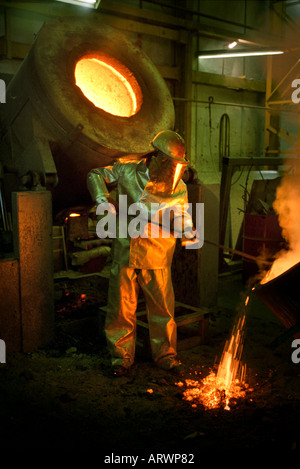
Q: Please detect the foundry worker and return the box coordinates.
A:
[87,130,197,377]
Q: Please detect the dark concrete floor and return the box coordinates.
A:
[0,266,299,453]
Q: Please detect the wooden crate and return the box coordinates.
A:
[136,300,209,351]
[98,300,210,352]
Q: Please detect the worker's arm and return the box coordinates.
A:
[87,162,123,204]
[171,187,194,237]
[178,188,203,249]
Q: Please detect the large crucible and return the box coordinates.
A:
[0,16,175,214]
[0,15,176,352]
[254,262,300,345]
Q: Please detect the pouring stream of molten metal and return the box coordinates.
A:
[177,296,249,410]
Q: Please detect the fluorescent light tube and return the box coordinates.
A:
[55,0,101,8]
[198,49,284,59]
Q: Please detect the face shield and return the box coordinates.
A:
[147,151,189,194]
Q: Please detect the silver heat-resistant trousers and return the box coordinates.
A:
[105,262,177,369]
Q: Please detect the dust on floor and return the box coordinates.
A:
[0,271,299,454]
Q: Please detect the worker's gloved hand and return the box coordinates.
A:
[181,228,202,250]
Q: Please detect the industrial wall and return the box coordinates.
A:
[0,0,293,248]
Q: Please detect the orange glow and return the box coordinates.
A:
[75,57,142,117]
[69,213,81,217]
[172,163,184,191]
[177,369,250,411]
[261,250,300,284]
[176,306,250,410]
[215,313,247,409]
[260,171,300,284]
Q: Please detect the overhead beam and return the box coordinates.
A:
[99,0,194,30]
[0,1,283,48]
[192,70,266,93]
[0,2,187,43]
[0,37,180,81]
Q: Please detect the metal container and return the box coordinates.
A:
[0,16,175,213]
[254,261,300,338]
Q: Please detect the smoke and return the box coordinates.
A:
[273,170,300,252]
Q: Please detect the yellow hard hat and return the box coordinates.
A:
[151,130,188,163]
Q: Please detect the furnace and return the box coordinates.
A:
[0,16,175,352]
[74,56,142,117]
[0,16,175,213]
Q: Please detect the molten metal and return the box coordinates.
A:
[172,163,184,191]
[260,170,300,284]
[69,213,81,217]
[75,57,141,117]
[176,299,250,411]
[260,250,300,284]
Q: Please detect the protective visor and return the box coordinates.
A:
[147,151,189,194]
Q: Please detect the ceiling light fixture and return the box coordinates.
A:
[55,0,101,9]
[228,41,238,49]
[198,49,284,59]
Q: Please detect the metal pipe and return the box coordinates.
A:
[204,239,272,265]
[0,188,7,231]
[141,0,257,31]
[172,96,298,113]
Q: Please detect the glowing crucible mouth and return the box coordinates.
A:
[74,56,142,117]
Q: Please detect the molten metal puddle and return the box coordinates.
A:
[176,296,253,411]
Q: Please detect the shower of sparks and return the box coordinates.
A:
[176,296,252,410]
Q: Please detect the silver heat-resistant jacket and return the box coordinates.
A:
[87,158,193,369]
[87,159,193,269]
